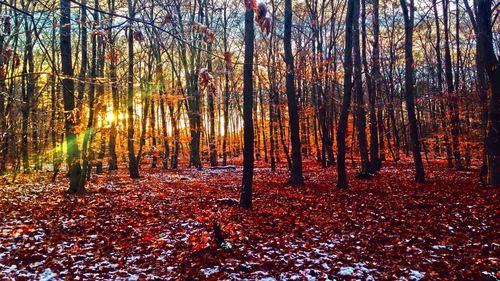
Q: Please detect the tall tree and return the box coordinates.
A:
[61,0,84,193]
[337,0,356,188]
[477,0,500,186]
[284,0,304,184]
[442,0,463,169]
[79,0,99,187]
[364,0,380,172]
[127,0,140,178]
[21,1,34,172]
[433,0,453,168]
[463,0,489,169]
[107,0,118,170]
[400,0,425,182]
[354,0,370,177]
[206,0,217,167]
[222,3,231,167]
[239,0,255,208]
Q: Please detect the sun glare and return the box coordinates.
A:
[106,112,116,123]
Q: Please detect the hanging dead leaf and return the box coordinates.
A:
[224,52,232,64]
[199,68,214,90]
[133,30,144,42]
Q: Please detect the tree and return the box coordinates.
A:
[442,0,463,170]
[284,0,304,184]
[477,0,500,186]
[79,0,100,186]
[127,0,140,179]
[239,0,255,208]
[107,0,118,171]
[337,0,356,188]
[206,0,217,167]
[222,3,231,167]
[21,0,34,173]
[463,0,488,169]
[61,0,84,193]
[364,0,381,172]
[354,0,370,177]
[400,0,425,182]
[432,0,453,168]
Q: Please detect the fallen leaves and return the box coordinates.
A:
[0,160,498,279]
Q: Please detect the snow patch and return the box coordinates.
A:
[200,266,219,277]
[338,263,376,280]
[39,268,58,281]
[431,245,452,250]
[409,270,425,280]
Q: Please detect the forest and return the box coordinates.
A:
[0,0,499,279]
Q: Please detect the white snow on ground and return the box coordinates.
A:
[200,266,219,277]
[258,277,277,281]
[228,226,342,280]
[39,268,58,281]
[0,265,61,280]
[248,270,276,280]
[409,269,425,280]
[279,273,303,280]
[431,245,452,250]
[338,266,355,276]
[337,263,377,280]
[481,271,500,280]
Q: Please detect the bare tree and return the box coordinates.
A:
[239,0,255,208]
[400,0,425,182]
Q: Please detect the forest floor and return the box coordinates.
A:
[0,159,499,280]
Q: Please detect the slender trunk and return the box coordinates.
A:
[433,0,453,168]
[107,0,118,170]
[354,0,370,176]
[61,0,84,193]
[79,1,99,187]
[366,0,380,172]
[284,0,303,182]
[127,0,140,178]
[157,63,169,169]
[443,0,463,169]
[21,12,33,173]
[239,3,255,209]
[76,0,88,113]
[401,0,425,182]
[337,0,356,188]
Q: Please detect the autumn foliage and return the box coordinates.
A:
[0,160,499,279]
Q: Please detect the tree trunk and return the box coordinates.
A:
[239,3,255,209]
[337,0,356,188]
[432,0,453,168]
[354,0,370,177]
[401,0,425,182]
[442,0,463,170]
[61,0,84,193]
[477,0,500,186]
[284,0,304,184]
[107,0,118,171]
[366,0,380,172]
[127,0,140,178]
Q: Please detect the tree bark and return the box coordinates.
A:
[127,0,140,178]
[337,0,356,188]
[284,0,304,184]
[61,0,84,193]
[401,0,425,182]
[477,0,500,186]
[354,0,370,176]
[239,3,255,208]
